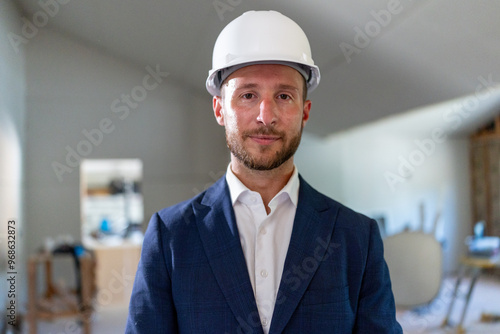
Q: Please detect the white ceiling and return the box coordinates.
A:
[17,0,500,136]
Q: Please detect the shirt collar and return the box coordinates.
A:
[225,164,300,207]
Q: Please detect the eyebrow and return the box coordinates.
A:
[276,84,300,92]
[233,83,300,92]
[234,83,259,90]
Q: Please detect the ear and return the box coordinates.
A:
[301,99,312,127]
[213,96,225,126]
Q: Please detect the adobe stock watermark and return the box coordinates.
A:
[43,266,135,334]
[228,236,340,334]
[384,129,447,191]
[51,65,169,182]
[384,74,499,191]
[397,279,456,333]
[8,0,71,54]
[213,0,243,21]
[339,0,406,64]
[174,170,227,227]
[192,170,226,195]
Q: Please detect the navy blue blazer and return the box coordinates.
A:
[126,176,402,333]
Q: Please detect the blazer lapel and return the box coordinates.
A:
[195,177,264,334]
[269,177,339,334]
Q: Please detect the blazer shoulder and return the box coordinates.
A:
[154,176,228,230]
[300,176,375,232]
[156,196,198,227]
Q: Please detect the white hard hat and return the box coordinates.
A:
[206,10,321,96]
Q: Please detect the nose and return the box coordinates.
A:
[256,97,277,126]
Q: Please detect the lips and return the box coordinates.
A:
[249,135,281,145]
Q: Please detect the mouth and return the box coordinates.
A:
[248,135,281,145]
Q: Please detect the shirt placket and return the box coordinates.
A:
[253,203,274,332]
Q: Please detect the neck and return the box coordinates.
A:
[230,157,295,211]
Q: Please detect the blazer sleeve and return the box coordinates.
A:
[353,220,403,334]
[125,212,179,333]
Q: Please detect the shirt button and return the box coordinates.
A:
[260,228,267,235]
[262,318,269,326]
[260,269,268,278]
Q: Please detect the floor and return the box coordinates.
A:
[397,274,500,333]
[17,304,128,334]
[17,274,500,334]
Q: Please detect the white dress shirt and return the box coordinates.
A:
[226,164,299,333]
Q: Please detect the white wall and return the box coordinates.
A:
[24,27,228,255]
[296,100,480,273]
[0,0,26,319]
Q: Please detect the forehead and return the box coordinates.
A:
[224,64,304,90]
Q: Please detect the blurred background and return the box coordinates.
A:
[1,0,500,333]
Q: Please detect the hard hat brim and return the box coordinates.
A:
[206,60,320,97]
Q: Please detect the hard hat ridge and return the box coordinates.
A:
[206,10,321,96]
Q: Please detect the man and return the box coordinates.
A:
[126,10,402,333]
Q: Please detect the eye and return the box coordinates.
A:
[278,94,292,100]
[241,93,255,99]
